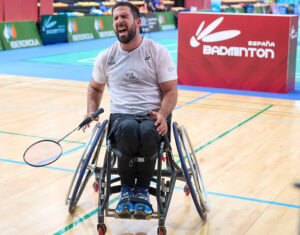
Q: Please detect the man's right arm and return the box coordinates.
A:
[87,78,106,114]
[83,78,106,130]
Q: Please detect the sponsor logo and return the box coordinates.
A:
[94,19,104,31]
[3,24,17,40]
[9,39,40,49]
[68,20,94,41]
[290,25,297,39]
[161,25,175,30]
[94,19,114,38]
[190,17,240,47]
[145,56,150,61]
[203,46,274,59]
[42,16,57,31]
[158,15,165,25]
[98,31,115,38]
[2,23,41,48]
[123,70,139,83]
[42,16,66,35]
[71,33,94,41]
[68,20,78,33]
[108,56,115,65]
[191,17,276,59]
[158,15,175,30]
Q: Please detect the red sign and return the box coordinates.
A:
[178,13,298,93]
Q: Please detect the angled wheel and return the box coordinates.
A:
[173,122,210,220]
[65,122,100,205]
[67,120,108,213]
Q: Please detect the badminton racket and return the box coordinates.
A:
[23,108,104,167]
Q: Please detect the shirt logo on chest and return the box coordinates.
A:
[123,69,139,83]
[108,56,115,65]
[145,56,150,61]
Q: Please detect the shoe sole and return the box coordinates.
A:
[115,201,134,218]
[133,203,152,219]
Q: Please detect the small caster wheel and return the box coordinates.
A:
[157,226,167,235]
[184,184,190,196]
[93,181,99,192]
[97,224,106,235]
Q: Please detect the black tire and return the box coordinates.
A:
[68,120,108,213]
[173,122,208,220]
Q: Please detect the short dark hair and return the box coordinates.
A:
[112,2,140,19]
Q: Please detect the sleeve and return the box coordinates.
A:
[92,51,108,84]
[156,45,178,84]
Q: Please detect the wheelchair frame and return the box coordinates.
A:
[66,119,210,235]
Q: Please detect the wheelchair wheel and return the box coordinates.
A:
[68,120,108,213]
[173,122,210,220]
[65,122,100,205]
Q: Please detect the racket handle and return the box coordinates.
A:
[78,108,104,128]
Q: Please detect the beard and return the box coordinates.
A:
[115,23,137,44]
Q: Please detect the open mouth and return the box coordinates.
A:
[118,27,127,36]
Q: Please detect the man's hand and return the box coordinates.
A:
[82,112,99,132]
[149,110,167,136]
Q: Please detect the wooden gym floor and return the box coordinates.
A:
[0,74,299,235]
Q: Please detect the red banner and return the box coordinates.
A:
[0,0,3,22]
[3,0,38,22]
[178,13,298,93]
[39,0,54,21]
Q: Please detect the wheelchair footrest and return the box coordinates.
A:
[113,213,152,220]
[113,198,154,220]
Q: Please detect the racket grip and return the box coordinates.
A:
[78,108,104,128]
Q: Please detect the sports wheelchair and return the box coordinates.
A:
[65,114,210,235]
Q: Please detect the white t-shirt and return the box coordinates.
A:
[92,37,177,114]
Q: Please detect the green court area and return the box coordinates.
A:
[26,38,300,82]
[27,39,178,66]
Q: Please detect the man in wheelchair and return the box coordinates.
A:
[84,2,178,219]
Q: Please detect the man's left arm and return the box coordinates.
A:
[149,79,178,136]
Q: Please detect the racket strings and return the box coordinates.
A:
[24,140,62,166]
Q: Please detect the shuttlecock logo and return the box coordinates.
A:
[68,20,78,33]
[158,15,165,24]
[290,25,297,39]
[3,24,17,40]
[190,17,241,48]
[94,19,104,31]
[42,16,57,32]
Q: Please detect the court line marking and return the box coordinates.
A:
[205,97,300,109]
[4,79,51,88]
[0,144,86,171]
[53,183,300,234]
[174,111,300,124]
[35,144,86,166]
[207,191,300,209]
[177,102,300,116]
[0,130,86,144]
[175,93,214,110]
[194,105,273,152]
[0,158,75,172]
[2,86,86,95]
[53,195,120,235]
[2,153,298,212]
[1,78,298,114]
[1,95,295,231]
[0,106,84,111]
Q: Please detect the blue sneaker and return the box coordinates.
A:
[133,186,153,218]
[115,184,135,218]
